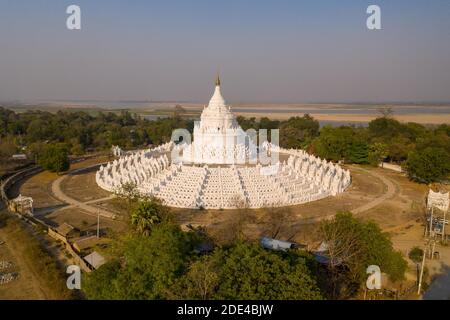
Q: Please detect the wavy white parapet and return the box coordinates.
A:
[96,142,351,210]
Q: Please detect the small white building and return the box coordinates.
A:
[83,251,106,270]
[260,236,298,251]
[8,194,33,215]
[11,154,27,161]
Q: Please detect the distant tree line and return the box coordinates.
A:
[1,107,449,182]
[0,107,193,158]
[236,114,450,183]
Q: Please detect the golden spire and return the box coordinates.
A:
[215,74,221,86]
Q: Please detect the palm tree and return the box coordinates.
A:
[409,247,424,286]
[131,198,166,235]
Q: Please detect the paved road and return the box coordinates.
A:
[423,265,450,300]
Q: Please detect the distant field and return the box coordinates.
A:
[3,102,450,125]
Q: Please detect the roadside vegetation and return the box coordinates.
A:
[83,198,407,300]
[320,212,407,299]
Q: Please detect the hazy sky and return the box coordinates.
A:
[0,0,449,103]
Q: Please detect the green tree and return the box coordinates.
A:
[81,260,122,299]
[0,136,18,160]
[186,241,322,300]
[116,182,140,207]
[416,132,450,156]
[171,255,220,300]
[406,147,450,183]
[408,246,424,285]
[403,122,426,142]
[408,247,424,264]
[26,119,51,142]
[312,126,355,162]
[236,116,258,131]
[258,117,280,131]
[360,221,407,282]
[130,198,169,235]
[368,117,403,140]
[173,105,186,121]
[346,140,369,164]
[369,142,388,166]
[83,222,193,299]
[26,141,46,162]
[387,136,414,162]
[280,115,320,149]
[38,143,70,173]
[320,212,407,298]
[70,143,85,156]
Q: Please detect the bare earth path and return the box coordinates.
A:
[50,162,404,236]
[351,166,397,215]
[289,166,398,225]
[52,163,397,226]
[51,166,116,220]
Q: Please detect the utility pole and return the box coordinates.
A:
[429,207,434,237]
[417,243,427,295]
[431,240,436,259]
[97,211,100,238]
[442,209,447,242]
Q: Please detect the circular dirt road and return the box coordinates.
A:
[51,164,116,220]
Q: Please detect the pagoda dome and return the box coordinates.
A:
[200,76,237,130]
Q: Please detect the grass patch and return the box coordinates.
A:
[0,212,77,299]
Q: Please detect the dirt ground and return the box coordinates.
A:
[17,155,127,234]
[42,207,128,235]
[61,167,110,203]
[0,211,71,300]
[0,218,46,299]
[16,171,64,215]
[13,155,449,300]
[171,165,417,245]
[18,158,432,245]
[360,169,429,229]
[389,221,450,300]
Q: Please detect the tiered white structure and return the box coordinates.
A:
[182,76,257,164]
[96,77,351,209]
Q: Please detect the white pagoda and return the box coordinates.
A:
[181,76,256,164]
[96,77,351,209]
